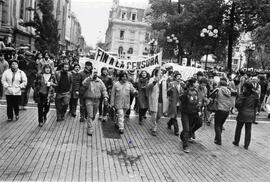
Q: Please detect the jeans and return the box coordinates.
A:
[69,97,78,115]
[214,110,229,144]
[180,112,200,148]
[125,95,135,117]
[99,97,109,117]
[79,97,87,120]
[6,95,20,119]
[234,122,252,148]
[116,108,128,130]
[0,81,3,99]
[139,108,148,122]
[55,93,70,120]
[37,93,50,123]
[86,99,100,129]
[167,118,179,134]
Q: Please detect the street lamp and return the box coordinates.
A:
[200,25,218,70]
[148,38,158,56]
[166,34,180,62]
[246,43,255,69]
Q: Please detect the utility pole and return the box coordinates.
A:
[227,2,235,74]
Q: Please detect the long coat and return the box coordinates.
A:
[167,81,183,118]
[147,77,168,113]
[71,71,81,98]
[236,92,259,123]
[136,77,149,109]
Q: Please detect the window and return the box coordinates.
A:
[127,48,133,54]
[118,46,123,55]
[145,33,150,43]
[130,30,135,40]
[121,11,127,20]
[131,13,137,21]
[120,30,125,40]
[233,59,238,65]
[20,0,25,19]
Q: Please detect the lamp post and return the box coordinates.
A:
[246,43,255,69]
[166,34,180,63]
[148,38,158,56]
[200,25,218,70]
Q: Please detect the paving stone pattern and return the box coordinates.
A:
[0,106,270,182]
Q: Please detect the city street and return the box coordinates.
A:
[0,105,270,182]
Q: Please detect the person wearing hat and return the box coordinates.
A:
[209,78,232,145]
[0,52,9,99]
[82,68,108,136]
[233,82,259,150]
[78,61,93,122]
[1,60,27,121]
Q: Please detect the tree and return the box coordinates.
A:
[22,0,60,55]
[147,0,230,66]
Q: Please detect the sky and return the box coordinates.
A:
[71,0,149,47]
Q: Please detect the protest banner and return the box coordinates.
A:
[94,48,162,70]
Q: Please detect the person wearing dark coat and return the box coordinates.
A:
[78,61,92,122]
[69,64,81,117]
[136,70,149,125]
[233,82,260,150]
[167,71,184,136]
[98,67,113,122]
[33,65,57,126]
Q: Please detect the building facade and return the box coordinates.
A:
[105,0,152,60]
[0,0,36,50]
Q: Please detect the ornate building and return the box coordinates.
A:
[105,0,152,60]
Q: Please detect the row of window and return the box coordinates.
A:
[121,11,137,21]
[119,30,151,42]
[118,47,133,55]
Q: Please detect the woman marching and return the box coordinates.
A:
[233,82,259,149]
[33,65,57,127]
[136,70,150,125]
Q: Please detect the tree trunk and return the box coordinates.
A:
[227,2,235,73]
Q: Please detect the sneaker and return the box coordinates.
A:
[102,116,107,122]
[151,130,157,136]
[80,118,85,122]
[15,115,19,120]
[119,129,124,134]
[188,138,195,143]
[214,140,221,145]
[7,118,12,122]
[39,123,44,127]
[253,121,258,124]
[183,147,190,153]
[244,146,248,150]
[174,132,179,136]
[87,128,93,136]
[232,141,239,146]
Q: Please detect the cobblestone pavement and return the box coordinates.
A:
[0,105,270,182]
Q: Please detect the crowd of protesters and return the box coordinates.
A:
[0,48,269,153]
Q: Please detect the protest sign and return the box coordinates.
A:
[94,48,162,70]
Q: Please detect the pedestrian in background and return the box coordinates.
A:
[233,82,259,150]
[210,78,231,145]
[33,65,57,127]
[0,52,9,99]
[111,71,137,134]
[82,69,108,136]
[55,63,73,121]
[37,52,54,73]
[69,64,81,117]
[1,60,27,121]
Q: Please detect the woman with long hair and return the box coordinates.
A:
[136,70,150,125]
[34,65,57,127]
[233,82,259,149]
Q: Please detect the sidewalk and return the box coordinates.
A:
[0,106,270,182]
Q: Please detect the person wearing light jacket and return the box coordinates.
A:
[1,60,27,121]
[209,78,232,145]
[110,71,137,134]
[82,69,108,136]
